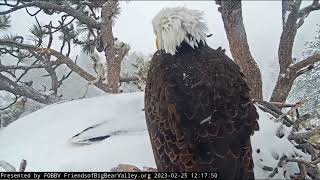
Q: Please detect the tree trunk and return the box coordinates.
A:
[100,1,129,93]
[270,0,301,103]
[106,51,121,93]
[270,75,296,103]
[218,1,263,100]
[269,28,297,103]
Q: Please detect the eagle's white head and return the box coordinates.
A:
[152,7,209,55]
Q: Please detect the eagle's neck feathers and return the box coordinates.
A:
[152,7,208,55]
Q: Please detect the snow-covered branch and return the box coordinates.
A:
[295,64,314,78]
[0,159,27,172]
[0,39,109,92]
[285,157,320,169]
[288,128,320,141]
[293,53,320,75]
[0,160,16,172]
[0,73,60,104]
[256,97,320,179]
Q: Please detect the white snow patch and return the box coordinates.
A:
[284,11,290,25]
[0,93,309,179]
[0,92,155,171]
[252,108,309,179]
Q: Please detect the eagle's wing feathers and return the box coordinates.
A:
[145,48,259,179]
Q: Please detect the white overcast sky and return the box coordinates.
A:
[114,1,318,57]
[4,1,320,98]
[116,1,320,98]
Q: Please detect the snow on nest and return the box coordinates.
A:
[251,110,306,179]
[0,92,308,178]
[0,92,155,171]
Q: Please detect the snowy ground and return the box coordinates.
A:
[0,92,308,179]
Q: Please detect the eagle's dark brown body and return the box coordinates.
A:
[144,42,259,180]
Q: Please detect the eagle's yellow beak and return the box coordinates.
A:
[156,37,159,49]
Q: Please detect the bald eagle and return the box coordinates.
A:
[144,7,259,180]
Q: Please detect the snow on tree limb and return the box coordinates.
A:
[288,128,320,141]
[0,73,60,104]
[0,0,136,98]
[0,39,108,92]
[255,97,320,179]
[0,160,16,172]
[0,159,27,172]
[293,53,320,74]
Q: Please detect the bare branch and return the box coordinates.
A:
[267,102,298,108]
[120,76,141,83]
[254,100,293,127]
[18,159,27,172]
[56,56,76,90]
[0,0,20,7]
[0,94,20,110]
[273,99,307,123]
[296,162,311,180]
[297,0,320,19]
[0,1,101,29]
[25,7,41,17]
[306,166,320,180]
[44,15,76,34]
[293,114,312,131]
[295,143,319,161]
